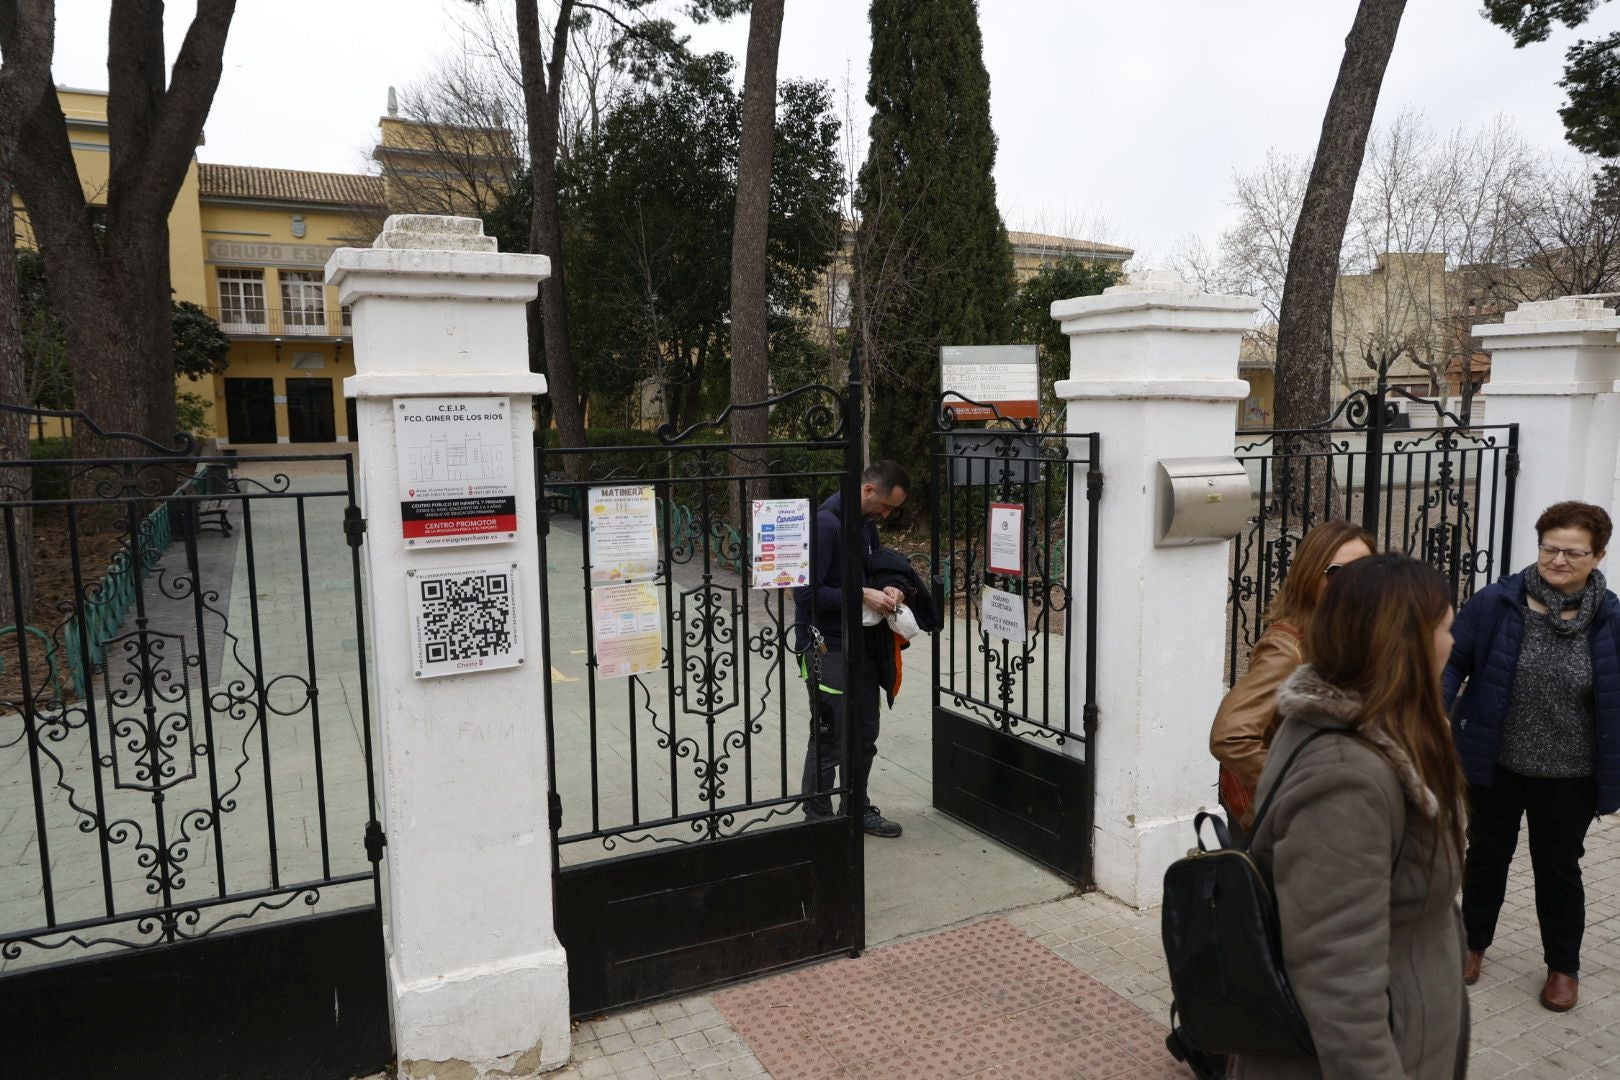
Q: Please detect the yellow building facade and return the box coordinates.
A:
[192,164,382,445]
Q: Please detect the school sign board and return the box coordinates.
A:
[395,397,517,547]
[939,345,1039,421]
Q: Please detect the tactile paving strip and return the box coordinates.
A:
[713,917,1187,1079]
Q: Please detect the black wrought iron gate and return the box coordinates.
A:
[0,407,389,1079]
[926,397,1101,884]
[539,385,865,1016]
[1227,382,1519,684]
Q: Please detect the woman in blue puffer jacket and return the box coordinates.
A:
[1443,501,1620,1014]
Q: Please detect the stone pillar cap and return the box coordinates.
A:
[1504,297,1613,324]
[1476,295,1620,338]
[1104,268,1202,296]
[372,214,498,252]
[1050,269,1258,322]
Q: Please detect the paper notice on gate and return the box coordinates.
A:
[987,502,1024,577]
[750,498,812,589]
[980,585,1027,643]
[591,581,664,679]
[587,485,660,583]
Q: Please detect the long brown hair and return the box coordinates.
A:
[1306,554,1466,868]
[1267,520,1377,634]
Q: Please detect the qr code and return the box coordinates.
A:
[419,571,514,663]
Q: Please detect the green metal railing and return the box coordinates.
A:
[54,466,207,698]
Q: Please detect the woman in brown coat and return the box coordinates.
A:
[1212,521,1374,826]
[1238,554,1469,1079]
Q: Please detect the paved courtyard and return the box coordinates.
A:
[551,810,1620,1079]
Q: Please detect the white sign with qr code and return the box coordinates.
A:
[408,563,523,679]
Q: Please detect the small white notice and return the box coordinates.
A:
[587,486,660,583]
[409,563,523,678]
[395,397,517,548]
[987,502,1024,577]
[591,582,665,679]
[980,586,1027,643]
[751,498,812,589]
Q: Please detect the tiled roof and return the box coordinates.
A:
[1007,230,1133,258]
[198,163,385,208]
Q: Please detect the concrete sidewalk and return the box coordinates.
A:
[552,813,1620,1079]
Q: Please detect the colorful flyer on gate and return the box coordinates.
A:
[591,581,665,679]
[750,498,812,589]
[987,502,1024,577]
[395,397,517,548]
[587,485,660,583]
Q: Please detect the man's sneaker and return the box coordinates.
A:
[863,806,902,838]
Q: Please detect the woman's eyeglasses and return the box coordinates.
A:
[1538,544,1594,562]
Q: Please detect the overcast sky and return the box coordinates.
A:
[49,1,1619,266]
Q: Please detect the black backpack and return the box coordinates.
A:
[1161,730,1334,1074]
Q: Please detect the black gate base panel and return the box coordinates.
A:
[3,905,391,1080]
[932,707,1093,885]
[558,820,859,1016]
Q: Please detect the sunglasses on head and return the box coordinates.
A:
[1323,564,1345,577]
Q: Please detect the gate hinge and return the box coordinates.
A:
[1083,703,1100,731]
[1086,469,1104,501]
[549,791,563,832]
[1505,450,1520,479]
[364,820,387,863]
[343,506,368,547]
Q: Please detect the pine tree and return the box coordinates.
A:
[856,0,1015,493]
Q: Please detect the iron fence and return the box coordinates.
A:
[927,408,1100,746]
[538,385,859,863]
[1226,380,1518,685]
[0,408,381,969]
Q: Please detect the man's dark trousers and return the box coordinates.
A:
[1463,766,1596,975]
[801,647,882,816]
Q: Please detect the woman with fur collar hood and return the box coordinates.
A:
[1238,555,1469,1079]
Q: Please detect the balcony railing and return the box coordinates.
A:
[206,306,353,338]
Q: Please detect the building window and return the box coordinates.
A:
[280,270,326,334]
[217,268,266,332]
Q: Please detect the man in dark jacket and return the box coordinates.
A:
[795,460,909,837]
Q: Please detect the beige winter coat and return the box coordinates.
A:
[1237,666,1469,1080]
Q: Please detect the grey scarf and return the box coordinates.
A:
[1523,564,1606,636]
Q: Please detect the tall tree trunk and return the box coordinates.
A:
[0,188,35,624]
[1273,0,1407,431]
[0,0,53,624]
[728,0,785,517]
[515,0,588,470]
[681,334,710,435]
[6,0,235,451]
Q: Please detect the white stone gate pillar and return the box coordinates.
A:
[1474,298,1620,570]
[327,215,569,1077]
[1052,271,1257,909]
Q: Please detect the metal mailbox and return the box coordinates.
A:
[1156,457,1251,546]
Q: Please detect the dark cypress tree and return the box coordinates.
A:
[856,0,1015,494]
